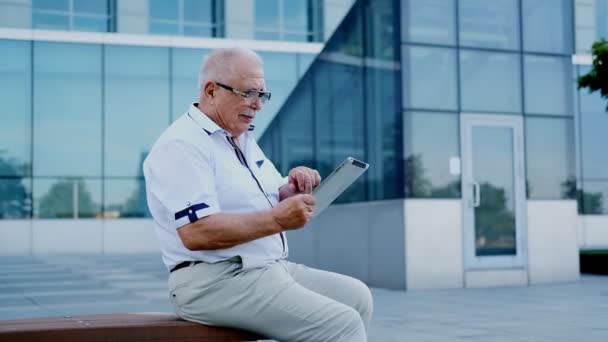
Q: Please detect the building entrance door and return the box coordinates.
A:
[460,114,527,270]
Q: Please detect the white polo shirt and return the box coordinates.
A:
[143,103,288,271]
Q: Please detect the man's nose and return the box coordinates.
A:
[250,96,262,110]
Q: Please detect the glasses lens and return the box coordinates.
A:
[260,92,271,103]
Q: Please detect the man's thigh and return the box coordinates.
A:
[170,261,366,342]
[283,261,374,329]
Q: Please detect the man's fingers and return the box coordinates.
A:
[301,194,316,206]
[313,170,321,186]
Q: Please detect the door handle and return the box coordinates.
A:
[472,182,480,208]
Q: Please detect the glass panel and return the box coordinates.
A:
[404,112,460,198]
[472,126,516,256]
[32,0,69,11]
[283,33,309,42]
[297,53,316,77]
[33,178,101,218]
[279,79,314,174]
[523,0,573,54]
[524,55,572,116]
[33,12,69,30]
[73,16,109,32]
[460,51,521,113]
[580,110,608,180]
[171,48,209,121]
[255,51,298,138]
[73,0,109,15]
[284,0,308,31]
[459,0,520,50]
[525,117,575,199]
[33,42,102,177]
[0,40,31,177]
[255,31,281,40]
[401,0,456,45]
[0,177,31,219]
[183,0,212,23]
[575,0,608,53]
[0,1,32,28]
[580,181,608,215]
[149,22,179,35]
[183,25,213,37]
[402,46,457,110]
[104,179,150,218]
[149,0,178,21]
[255,0,279,29]
[104,46,170,177]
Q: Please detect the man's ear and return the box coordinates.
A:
[203,82,216,100]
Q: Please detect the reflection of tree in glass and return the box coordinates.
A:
[38,179,97,218]
[560,176,604,214]
[475,183,516,256]
[0,155,31,218]
[404,154,460,198]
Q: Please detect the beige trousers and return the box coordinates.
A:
[168,259,373,342]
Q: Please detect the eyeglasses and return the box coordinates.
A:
[215,82,271,104]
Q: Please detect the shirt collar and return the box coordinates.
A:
[187,103,255,136]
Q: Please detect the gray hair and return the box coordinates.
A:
[197,47,263,96]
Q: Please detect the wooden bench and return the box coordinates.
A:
[0,313,264,341]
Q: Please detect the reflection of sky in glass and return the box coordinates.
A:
[472,126,514,212]
[104,45,170,177]
[459,0,520,50]
[402,0,456,45]
[0,40,31,176]
[522,0,572,54]
[284,0,308,31]
[73,0,109,14]
[33,42,102,177]
[149,0,178,20]
[402,46,457,110]
[104,178,149,217]
[460,51,521,113]
[526,117,574,199]
[524,55,571,115]
[183,0,213,23]
[171,48,209,121]
[255,0,279,29]
[254,52,298,138]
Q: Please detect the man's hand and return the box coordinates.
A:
[288,166,321,194]
[271,194,316,230]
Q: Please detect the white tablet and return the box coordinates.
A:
[312,157,369,217]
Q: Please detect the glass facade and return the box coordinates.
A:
[575,0,608,53]
[32,0,114,32]
[148,0,223,37]
[254,0,323,42]
[0,39,314,219]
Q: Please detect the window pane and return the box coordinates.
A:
[404,112,460,198]
[524,55,572,116]
[575,0,608,53]
[171,48,209,121]
[0,178,31,219]
[580,182,608,215]
[73,0,109,15]
[33,12,69,30]
[523,0,573,54]
[104,46,169,177]
[580,108,608,180]
[401,0,456,45]
[183,25,213,37]
[149,22,179,35]
[459,0,520,50]
[255,52,298,138]
[283,32,309,42]
[0,40,31,177]
[402,46,457,110]
[149,0,178,21]
[183,0,212,23]
[33,178,101,218]
[255,0,279,29]
[32,0,69,11]
[525,117,575,199]
[460,51,521,113]
[297,53,315,77]
[284,0,308,31]
[33,42,102,177]
[0,1,32,28]
[104,179,150,218]
[73,16,109,32]
[255,31,281,40]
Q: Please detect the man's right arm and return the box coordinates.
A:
[177,194,315,251]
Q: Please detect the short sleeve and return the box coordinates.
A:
[144,140,220,229]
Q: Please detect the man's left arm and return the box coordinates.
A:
[279,166,321,201]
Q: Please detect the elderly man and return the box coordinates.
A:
[143,47,372,341]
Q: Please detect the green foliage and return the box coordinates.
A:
[577,39,608,112]
[38,179,97,218]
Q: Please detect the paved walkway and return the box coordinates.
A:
[1,255,607,341]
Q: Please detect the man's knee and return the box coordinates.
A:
[334,307,366,342]
[349,278,374,326]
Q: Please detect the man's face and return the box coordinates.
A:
[213,58,265,138]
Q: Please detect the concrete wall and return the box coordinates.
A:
[527,201,580,284]
[404,199,464,289]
